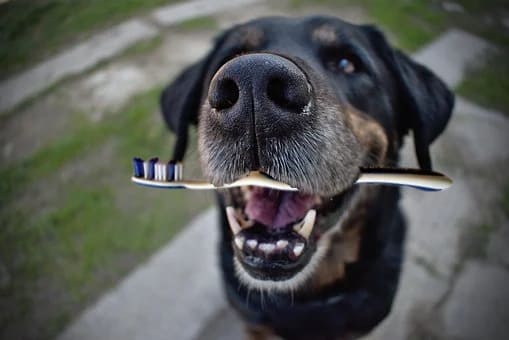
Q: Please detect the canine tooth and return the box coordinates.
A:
[238,216,254,229]
[246,239,258,249]
[296,209,316,239]
[240,186,252,201]
[225,207,241,235]
[234,236,245,250]
[293,221,302,232]
[276,240,289,250]
[293,243,305,257]
[259,243,276,254]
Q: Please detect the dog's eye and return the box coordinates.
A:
[321,46,364,75]
[338,58,355,74]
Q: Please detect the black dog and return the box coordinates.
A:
[160,16,454,340]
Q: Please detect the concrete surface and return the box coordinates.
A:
[58,208,226,340]
[0,19,158,113]
[443,261,509,340]
[414,28,495,88]
[152,0,260,26]
[0,0,263,114]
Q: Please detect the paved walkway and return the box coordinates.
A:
[0,0,260,114]
[55,17,509,340]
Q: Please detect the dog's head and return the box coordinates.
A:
[161,16,453,292]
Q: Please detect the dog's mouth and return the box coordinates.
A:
[225,184,356,284]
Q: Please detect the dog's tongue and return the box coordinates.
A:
[245,187,315,229]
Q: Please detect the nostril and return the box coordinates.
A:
[209,78,239,110]
[266,76,310,112]
[266,78,286,108]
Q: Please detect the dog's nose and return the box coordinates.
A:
[208,53,310,131]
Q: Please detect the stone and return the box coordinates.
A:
[414,29,494,87]
[363,258,448,340]
[443,261,509,340]
[487,221,509,267]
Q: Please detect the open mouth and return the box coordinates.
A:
[225,184,357,282]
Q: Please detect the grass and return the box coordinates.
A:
[176,16,218,31]
[414,255,443,279]
[290,0,445,50]
[290,0,509,51]
[123,34,164,56]
[0,87,212,339]
[457,52,509,114]
[0,0,181,79]
[459,223,497,261]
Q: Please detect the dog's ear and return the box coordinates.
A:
[160,30,230,161]
[364,26,455,170]
[391,49,455,170]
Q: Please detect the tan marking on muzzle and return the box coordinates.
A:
[345,106,389,166]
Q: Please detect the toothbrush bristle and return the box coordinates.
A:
[132,158,144,178]
[147,158,158,180]
[175,162,183,181]
[133,158,181,182]
[167,160,176,181]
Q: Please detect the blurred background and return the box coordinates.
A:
[0,0,508,339]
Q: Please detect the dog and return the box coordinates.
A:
[160,16,454,340]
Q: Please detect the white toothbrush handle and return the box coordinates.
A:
[356,169,452,191]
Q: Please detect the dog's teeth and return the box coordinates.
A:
[293,243,305,257]
[259,243,276,254]
[293,220,303,232]
[276,240,288,250]
[246,239,258,250]
[239,216,254,229]
[234,235,245,250]
[225,207,241,235]
[296,209,316,240]
[240,186,252,202]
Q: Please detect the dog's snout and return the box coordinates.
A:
[208,53,310,124]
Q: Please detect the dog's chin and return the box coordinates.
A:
[224,183,361,292]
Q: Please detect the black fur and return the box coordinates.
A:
[362,26,454,170]
[159,16,454,339]
[219,187,405,339]
[160,31,231,161]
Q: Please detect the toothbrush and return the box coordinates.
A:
[131,157,452,192]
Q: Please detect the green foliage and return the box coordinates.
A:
[176,16,218,31]
[0,0,180,77]
[0,87,212,339]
